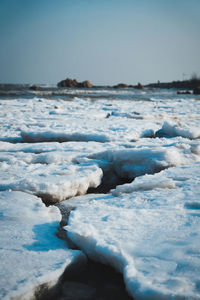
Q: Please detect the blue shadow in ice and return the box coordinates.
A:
[23,222,65,252]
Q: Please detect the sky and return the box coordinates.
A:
[0,0,200,85]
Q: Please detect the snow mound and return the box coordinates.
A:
[21,130,111,143]
[156,121,200,139]
[0,191,85,300]
[112,173,176,196]
[0,161,102,203]
[66,163,200,300]
[1,90,200,300]
[87,144,200,179]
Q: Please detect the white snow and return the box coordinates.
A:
[66,163,200,300]
[86,144,200,179]
[0,191,85,300]
[0,90,200,299]
[0,158,102,203]
[156,121,200,139]
[21,129,111,143]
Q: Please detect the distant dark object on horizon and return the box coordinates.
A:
[113,82,144,89]
[177,90,191,95]
[147,78,200,91]
[134,83,144,89]
[57,77,200,94]
[147,78,200,95]
[113,83,129,89]
[193,87,200,95]
[29,85,41,91]
[58,77,145,90]
[58,78,93,88]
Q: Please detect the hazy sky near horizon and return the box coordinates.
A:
[0,0,200,85]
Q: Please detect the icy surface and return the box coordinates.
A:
[0,156,102,203]
[66,163,200,300]
[0,191,84,300]
[0,90,200,299]
[156,121,200,139]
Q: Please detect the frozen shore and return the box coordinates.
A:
[0,88,200,299]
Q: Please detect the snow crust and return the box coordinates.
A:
[0,92,200,299]
[86,144,200,178]
[1,95,199,144]
[0,191,84,300]
[21,130,111,143]
[0,157,102,203]
[66,163,200,300]
[156,121,200,139]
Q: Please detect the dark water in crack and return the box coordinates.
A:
[39,257,133,300]
[88,166,134,194]
[88,176,133,194]
[37,201,134,300]
[59,259,133,300]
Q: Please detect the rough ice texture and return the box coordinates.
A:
[0,91,200,299]
[0,191,84,300]
[0,158,103,203]
[2,139,199,203]
[86,144,200,178]
[156,121,200,139]
[66,163,200,300]
[21,130,111,143]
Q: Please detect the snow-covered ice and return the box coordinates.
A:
[0,191,85,300]
[21,129,111,143]
[155,121,200,139]
[0,155,102,203]
[0,89,200,299]
[66,163,200,300]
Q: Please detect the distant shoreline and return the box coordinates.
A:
[0,78,200,94]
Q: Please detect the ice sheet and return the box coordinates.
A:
[0,92,200,299]
[0,156,102,203]
[66,163,200,300]
[0,191,84,300]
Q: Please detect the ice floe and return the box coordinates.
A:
[0,191,85,300]
[156,121,200,139]
[21,130,111,143]
[0,91,200,299]
[86,143,200,179]
[66,163,200,300]
[0,158,102,203]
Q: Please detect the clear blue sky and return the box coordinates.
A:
[0,0,199,85]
